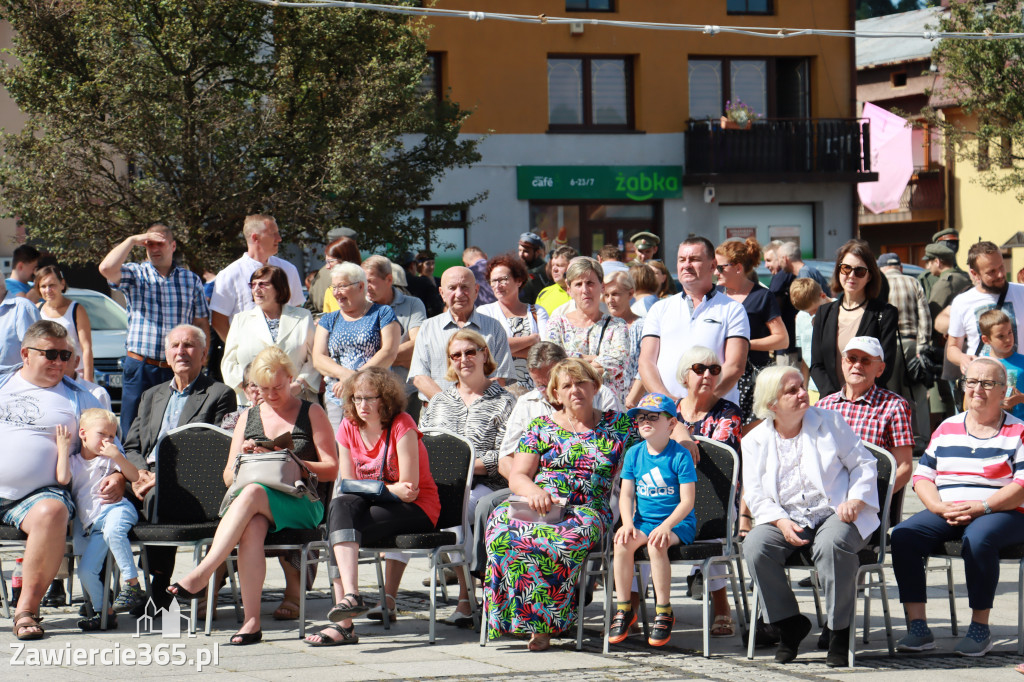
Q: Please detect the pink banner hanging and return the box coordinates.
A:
[858,102,914,214]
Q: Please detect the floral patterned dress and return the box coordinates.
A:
[484,411,638,638]
[544,314,629,404]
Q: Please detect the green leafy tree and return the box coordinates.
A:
[0,0,480,270]
[927,0,1024,201]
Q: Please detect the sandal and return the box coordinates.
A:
[441,599,474,628]
[711,614,735,638]
[328,593,369,622]
[13,611,44,641]
[273,599,300,621]
[367,594,397,623]
[306,623,359,647]
[167,582,203,601]
[78,613,117,632]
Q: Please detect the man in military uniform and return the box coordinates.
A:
[630,231,660,263]
[917,228,962,300]
[923,241,972,424]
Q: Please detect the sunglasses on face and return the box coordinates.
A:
[690,363,722,376]
[449,348,481,362]
[715,263,729,273]
[839,263,869,278]
[27,347,73,362]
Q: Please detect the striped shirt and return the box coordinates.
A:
[913,412,1024,510]
[117,262,209,358]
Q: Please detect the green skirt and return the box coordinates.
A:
[258,485,323,532]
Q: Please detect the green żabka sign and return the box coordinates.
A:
[517,166,683,202]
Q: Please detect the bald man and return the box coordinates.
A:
[408,266,515,402]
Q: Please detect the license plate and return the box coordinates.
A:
[108,374,122,388]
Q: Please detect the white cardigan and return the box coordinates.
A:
[742,407,880,540]
[221,305,320,405]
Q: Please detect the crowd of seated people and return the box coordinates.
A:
[5,221,1024,669]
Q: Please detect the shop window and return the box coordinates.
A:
[548,56,633,131]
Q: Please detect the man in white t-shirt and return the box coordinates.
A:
[209,214,305,341]
[639,237,750,405]
[947,241,1024,373]
[0,321,112,638]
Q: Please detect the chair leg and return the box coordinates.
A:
[746,582,759,659]
[1018,559,1024,656]
[726,559,748,638]
[602,557,612,655]
[636,565,650,640]
[373,553,390,632]
[810,569,825,628]
[945,559,958,637]
[428,553,439,645]
[735,550,750,621]
[702,560,712,658]
[879,569,895,656]
[188,544,203,635]
[205,563,218,636]
[575,559,587,651]
[100,552,114,630]
[479,585,488,647]
[0,557,10,619]
[862,573,871,644]
[298,544,310,640]
[848,605,857,669]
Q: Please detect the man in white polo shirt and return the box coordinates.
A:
[639,237,749,404]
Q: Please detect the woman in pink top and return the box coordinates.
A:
[304,367,439,646]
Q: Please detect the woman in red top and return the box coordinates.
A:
[305,367,439,646]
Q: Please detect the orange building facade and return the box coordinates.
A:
[418,0,873,265]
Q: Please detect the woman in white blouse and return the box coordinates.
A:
[222,265,319,406]
[742,366,878,668]
[477,254,548,389]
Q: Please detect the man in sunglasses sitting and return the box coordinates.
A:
[0,321,115,639]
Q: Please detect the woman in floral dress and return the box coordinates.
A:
[544,257,630,404]
[484,358,638,651]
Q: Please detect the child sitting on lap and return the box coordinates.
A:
[609,393,697,648]
[56,408,144,630]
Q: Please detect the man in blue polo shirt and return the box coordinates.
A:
[639,236,749,404]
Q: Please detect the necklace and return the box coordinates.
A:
[566,410,593,436]
[840,298,866,311]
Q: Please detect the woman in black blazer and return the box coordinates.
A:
[810,240,899,397]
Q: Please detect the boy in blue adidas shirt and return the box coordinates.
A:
[609,393,696,648]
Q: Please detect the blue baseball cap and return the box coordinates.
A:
[627,393,679,420]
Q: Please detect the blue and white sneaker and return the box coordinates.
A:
[896,620,935,652]
[954,622,993,657]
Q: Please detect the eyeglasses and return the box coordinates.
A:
[634,412,664,424]
[715,264,729,273]
[839,263,870,278]
[352,395,381,404]
[842,354,875,366]
[250,281,272,289]
[449,348,481,362]
[962,378,1005,391]
[689,363,722,376]
[489,276,512,287]
[331,282,361,294]
[27,347,73,362]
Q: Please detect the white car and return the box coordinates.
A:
[65,287,127,412]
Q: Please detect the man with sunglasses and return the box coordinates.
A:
[0,321,116,639]
[640,237,749,405]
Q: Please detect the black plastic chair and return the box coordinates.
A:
[359,428,475,644]
[630,436,748,656]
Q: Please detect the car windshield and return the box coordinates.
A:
[66,292,128,331]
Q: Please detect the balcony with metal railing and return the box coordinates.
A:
[858,167,945,225]
[684,118,878,184]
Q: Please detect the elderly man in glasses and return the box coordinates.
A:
[0,321,116,639]
[891,357,1024,657]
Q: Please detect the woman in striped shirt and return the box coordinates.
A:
[892,357,1024,657]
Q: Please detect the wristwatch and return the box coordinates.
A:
[983,500,993,515]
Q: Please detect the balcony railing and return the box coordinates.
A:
[858,168,945,219]
[684,118,875,182]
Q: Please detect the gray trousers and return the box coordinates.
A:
[744,514,867,629]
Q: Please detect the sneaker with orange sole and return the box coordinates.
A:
[607,609,637,644]
[649,612,674,647]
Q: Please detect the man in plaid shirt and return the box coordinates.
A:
[99,224,210,436]
[816,336,914,493]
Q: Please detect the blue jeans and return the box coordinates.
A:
[76,499,139,611]
[120,355,173,437]
[892,508,1024,610]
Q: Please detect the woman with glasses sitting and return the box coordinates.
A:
[312,263,400,432]
[810,239,898,397]
[891,357,1024,657]
[674,345,743,637]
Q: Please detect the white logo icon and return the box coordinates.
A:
[637,469,675,497]
[134,598,196,638]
